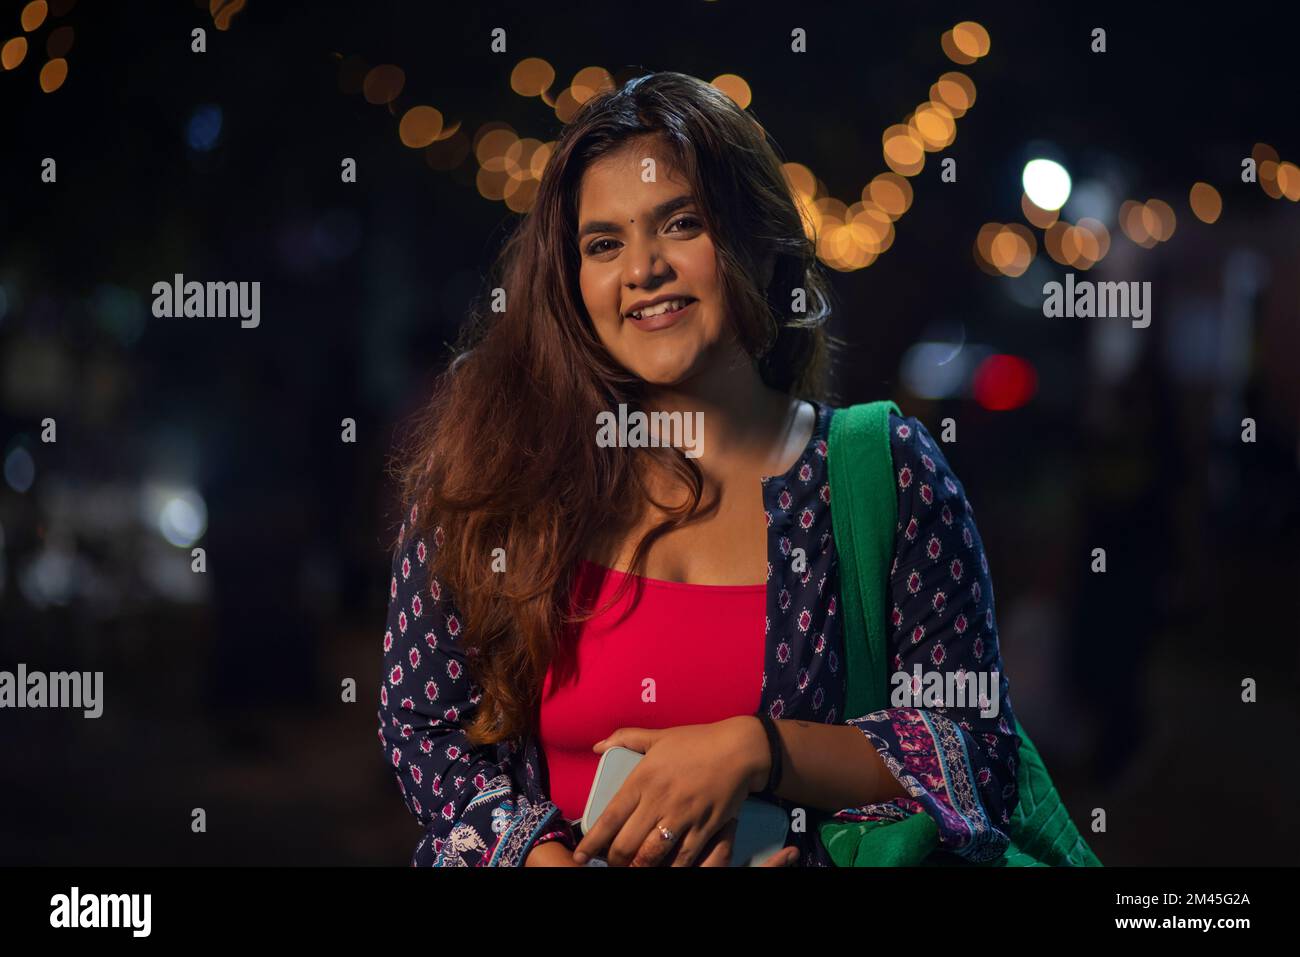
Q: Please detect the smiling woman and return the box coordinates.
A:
[576,140,732,385]
[378,71,1042,870]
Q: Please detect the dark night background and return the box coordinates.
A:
[1,0,1298,865]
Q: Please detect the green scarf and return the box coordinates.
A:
[819,400,1102,867]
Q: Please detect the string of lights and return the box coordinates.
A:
[8,4,1294,279]
[328,16,1297,283]
[0,0,75,92]
[330,22,990,274]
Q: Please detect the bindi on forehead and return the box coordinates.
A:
[577,193,695,241]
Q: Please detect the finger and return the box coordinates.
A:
[594,728,652,756]
[662,816,723,868]
[662,810,731,868]
[607,802,666,867]
[687,818,736,868]
[686,816,728,868]
[573,793,638,865]
[629,831,680,867]
[628,813,690,868]
[692,819,737,868]
[759,846,800,867]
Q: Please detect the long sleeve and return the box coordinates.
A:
[829,415,1020,863]
[376,502,571,866]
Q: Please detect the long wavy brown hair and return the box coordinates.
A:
[389,71,838,748]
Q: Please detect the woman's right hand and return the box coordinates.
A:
[524,839,586,867]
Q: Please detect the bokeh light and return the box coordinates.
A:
[865,172,913,220]
[362,64,405,105]
[46,24,73,57]
[20,1,47,32]
[910,101,957,151]
[4,445,35,494]
[510,57,555,97]
[952,21,991,59]
[1021,192,1059,229]
[941,29,976,65]
[883,124,926,176]
[1189,182,1222,223]
[1022,158,1071,211]
[399,105,443,148]
[1276,162,1300,201]
[210,0,246,31]
[711,73,752,109]
[570,66,614,104]
[38,56,66,92]
[186,104,222,152]
[930,71,976,117]
[144,486,209,548]
[1,36,28,70]
[973,354,1037,411]
[1145,198,1176,241]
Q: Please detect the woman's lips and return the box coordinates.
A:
[628,299,696,331]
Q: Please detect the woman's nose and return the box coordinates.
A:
[624,236,669,285]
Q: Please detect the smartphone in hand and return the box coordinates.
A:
[579,746,790,866]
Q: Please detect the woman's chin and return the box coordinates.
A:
[619,341,730,389]
[631,364,701,389]
[618,356,691,384]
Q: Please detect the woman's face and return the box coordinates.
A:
[575,137,733,387]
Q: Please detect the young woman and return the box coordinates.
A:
[378,71,1020,867]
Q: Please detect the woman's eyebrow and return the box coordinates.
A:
[577,194,695,240]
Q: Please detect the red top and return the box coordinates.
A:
[537,558,766,824]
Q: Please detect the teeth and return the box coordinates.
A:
[631,298,690,319]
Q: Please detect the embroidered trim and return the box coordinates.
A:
[485,799,563,867]
[920,710,1005,861]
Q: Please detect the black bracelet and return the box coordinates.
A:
[755,713,783,797]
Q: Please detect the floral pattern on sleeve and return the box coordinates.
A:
[376,502,568,866]
[828,415,1020,863]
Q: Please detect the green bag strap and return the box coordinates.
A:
[827,399,901,719]
[824,401,1102,867]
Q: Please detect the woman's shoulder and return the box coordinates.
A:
[885,411,939,460]
[820,402,940,463]
[822,402,969,503]
[882,412,976,519]
[393,499,447,555]
[389,499,449,595]
[885,409,950,452]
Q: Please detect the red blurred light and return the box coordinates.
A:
[972,354,1037,410]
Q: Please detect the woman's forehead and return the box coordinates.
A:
[577,150,692,213]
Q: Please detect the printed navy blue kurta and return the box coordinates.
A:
[377,402,1021,866]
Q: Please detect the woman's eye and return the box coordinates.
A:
[585,216,701,256]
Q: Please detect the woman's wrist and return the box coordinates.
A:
[734,715,774,794]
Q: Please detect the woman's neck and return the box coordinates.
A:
[641,349,807,480]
